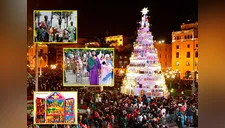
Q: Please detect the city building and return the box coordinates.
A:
[154,40,172,72]
[27,44,48,69]
[105,35,129,47]
[172,22,198,79]
[114,50,131,76]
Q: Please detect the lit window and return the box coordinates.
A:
[120,56,122,59]
[176,52,179,58]
[186,61,190,66]
[176,61,179,66]
[187,52,190,58]
[195,62,198,66]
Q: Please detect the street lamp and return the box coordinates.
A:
[50,64,57,69]
[120,69,124,76]
[165,71,175,90]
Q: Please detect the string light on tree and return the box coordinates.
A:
[121,8,169,98]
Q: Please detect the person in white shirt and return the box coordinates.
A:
[139,103,142,108]
[161,107,166,118]
[125,103,128,108]
[87,107,91,116]
[80,98,83,105]
[98,96,102,102]
[143,114,147,120]
[137,114,143,123]
[55,19,64,42]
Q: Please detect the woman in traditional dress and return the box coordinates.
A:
[82,55,88,77]
[100,54,113,85]
[67,21,76,42]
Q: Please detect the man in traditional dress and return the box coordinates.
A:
[40,15,51,42]
[56,19,64,42]
[87,50,101,85]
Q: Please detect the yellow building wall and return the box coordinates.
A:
[105,35,124,46]
[154,42,172,72]
[172,27,198,79]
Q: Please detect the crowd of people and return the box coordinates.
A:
[77,89,198,128]
[27,68,198,128]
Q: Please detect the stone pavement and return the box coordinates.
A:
[64,70,89,85]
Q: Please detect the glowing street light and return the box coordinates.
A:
[181,91,184,95]
[172,75,175,78]
[120,69,124,74]
[170,88,174,93]
[50,64,57,69]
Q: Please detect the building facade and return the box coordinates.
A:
[114,50,131,76]
[172,22,198,79]
[27,44,48,69]
[105,35,129,47]
[154,41,172,72]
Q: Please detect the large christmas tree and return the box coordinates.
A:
[121,8,169,98]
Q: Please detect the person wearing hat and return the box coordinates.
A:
[87,50,101,85]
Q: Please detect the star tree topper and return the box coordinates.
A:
[141,7,149,15]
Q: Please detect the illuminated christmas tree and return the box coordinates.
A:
[121,8,169,98]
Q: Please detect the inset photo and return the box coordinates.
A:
[63,48,115,86]
[33,91,78,125]
[33,10,77,44]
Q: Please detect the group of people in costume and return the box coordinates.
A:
[65,50,113,86]
[87,50,113,85]
[35,15,76,42]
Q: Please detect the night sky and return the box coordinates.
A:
[28,0,198,43]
